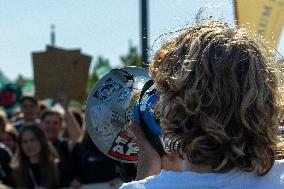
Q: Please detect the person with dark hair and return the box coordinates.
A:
[40,110,65,144]
[13,96,40,131]
[40,109,74,187]
[0,124,18,154]
[11,125,60,188]
[120,19,284,189]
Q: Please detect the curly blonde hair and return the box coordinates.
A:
[149,19,284,176]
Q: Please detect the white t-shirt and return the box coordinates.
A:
[120,160,284,189]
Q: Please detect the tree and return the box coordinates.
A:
[87,56,112,93]
[120,41,141,67]
[0,69,10,89]
[87,41,142,94]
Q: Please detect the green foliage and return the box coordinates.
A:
[0,69,10,88]
[86,43,142,95]
[120,41,141,67]
[87,56,111,93]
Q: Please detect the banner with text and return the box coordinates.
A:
[235,0,284,48]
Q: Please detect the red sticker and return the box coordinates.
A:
[108,132,139,161]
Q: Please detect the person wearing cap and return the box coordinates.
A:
[120,19,284,189]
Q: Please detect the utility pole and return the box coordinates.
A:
[141,0,148,68]
[51,24,56,47]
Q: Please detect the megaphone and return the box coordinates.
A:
[85,67,152,163]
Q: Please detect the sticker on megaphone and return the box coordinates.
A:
[85,67,151,163]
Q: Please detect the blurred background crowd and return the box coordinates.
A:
[0,94,133,188]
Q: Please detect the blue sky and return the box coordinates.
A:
[0,0,283,81]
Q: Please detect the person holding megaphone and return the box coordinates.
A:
[120,18,284,189]
[129,80,183,180]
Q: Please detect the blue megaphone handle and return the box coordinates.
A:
[132,93,162,136]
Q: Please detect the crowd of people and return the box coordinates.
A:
[0,96,123,188]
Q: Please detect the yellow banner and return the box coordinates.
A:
[235,0,284,48]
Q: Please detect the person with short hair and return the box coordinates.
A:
[40,110,64,144]
[40,109,73,187]
[13,96,40,131]
[120,19,284,189]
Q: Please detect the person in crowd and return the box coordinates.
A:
[0,109,9,135]
[40,110,69,151]
[57,93,83,142]
[0,109,13,186]
[0,124,18,154]
[120,19,284,189]
[11,125,60,188]
[40,109,74,187]
[71,109,84,129]
[0,143,12,188]
[13,96,40,131]
[38,100,49,118]
[70,130,122,188]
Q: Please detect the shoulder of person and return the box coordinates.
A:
[0,143,12,159]
[57,137,68,143]
[119,175,158,189]
[55,138,70,152]
[269,159,284,176]
[12,119,24,128]
[54,137,70,147]
[70,141,83,155]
